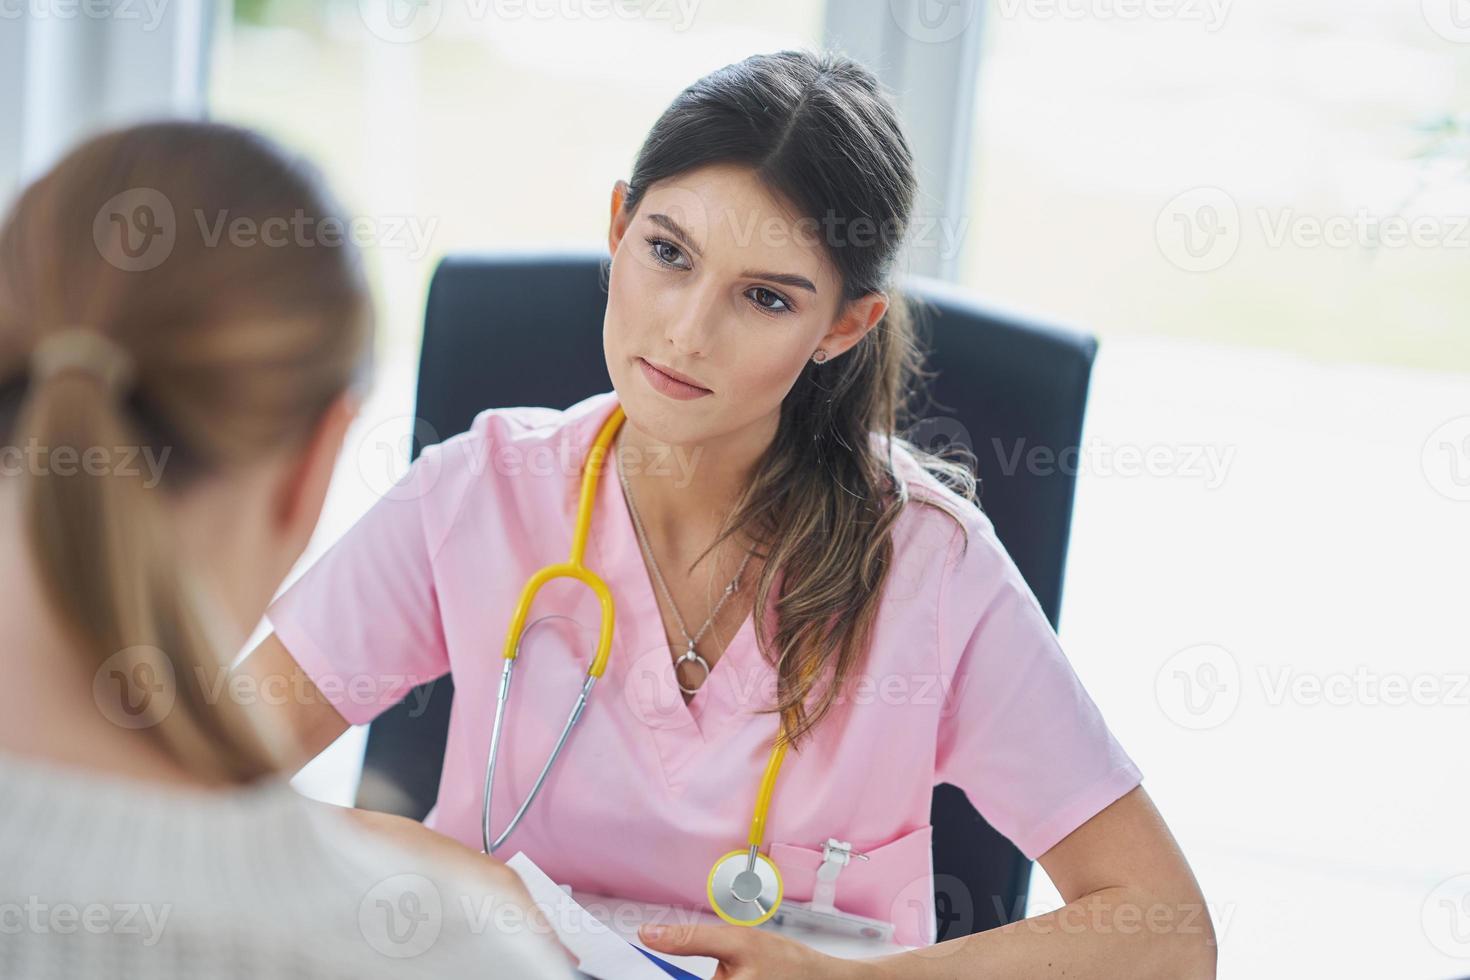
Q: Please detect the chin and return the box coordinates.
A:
[611,377,711,447]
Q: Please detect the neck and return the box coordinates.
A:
[615,409,777,553]
[0,479,199,788]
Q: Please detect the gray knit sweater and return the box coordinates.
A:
[0,750,572,979]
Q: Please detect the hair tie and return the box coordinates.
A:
[30,329,136,398]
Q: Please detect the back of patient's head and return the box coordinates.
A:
[0,121,373,786]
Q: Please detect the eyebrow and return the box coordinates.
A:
[647,212,819,295]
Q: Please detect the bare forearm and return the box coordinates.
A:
[233,633,350,774]
[854,886,1217,980]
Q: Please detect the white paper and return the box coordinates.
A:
[505,851,716,980]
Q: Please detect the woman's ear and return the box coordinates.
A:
[607,179,633,257]
[272,390,359,554]
[817,290,889,361]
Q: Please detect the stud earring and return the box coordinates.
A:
[811,349,828,364]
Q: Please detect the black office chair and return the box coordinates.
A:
[357,250,1099,941]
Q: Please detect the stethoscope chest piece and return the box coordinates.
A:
[707,848,784,927]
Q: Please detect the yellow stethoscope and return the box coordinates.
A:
[481,404,791,927]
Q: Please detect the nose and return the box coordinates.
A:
[663,281,722,358]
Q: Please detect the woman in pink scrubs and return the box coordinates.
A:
[243,50,1215,977]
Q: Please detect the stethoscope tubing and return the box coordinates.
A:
[479,404,791,926]
[483,649,598,854]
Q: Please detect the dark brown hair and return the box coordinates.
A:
[621,51,976,748]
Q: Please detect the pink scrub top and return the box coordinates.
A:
[267,391,1142,948]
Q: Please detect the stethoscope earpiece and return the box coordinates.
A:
[707,848,784,927]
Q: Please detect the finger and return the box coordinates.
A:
[638,921,757,961]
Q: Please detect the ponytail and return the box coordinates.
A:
[18,330,277,784]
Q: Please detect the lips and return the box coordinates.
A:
[637,357,713,400]
[643,358,709,391]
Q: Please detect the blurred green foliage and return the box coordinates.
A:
[231,0,325,32]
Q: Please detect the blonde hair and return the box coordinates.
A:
[0,121,372,785]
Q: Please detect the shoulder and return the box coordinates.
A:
[472,390,617,440]
[426,389,619,473]
[257,795,569,977]
[0,765,568,978]
[881,439,1050,666]
[883,437,1008,591]
[882,442,1059,680]
[403,391,621,550]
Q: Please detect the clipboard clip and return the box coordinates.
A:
[764,838,895,943]
[812,838,868,912]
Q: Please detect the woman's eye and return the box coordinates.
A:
[748,287,792,313]
[646,237,688,269]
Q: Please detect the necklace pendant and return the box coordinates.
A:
[673,642,711,696]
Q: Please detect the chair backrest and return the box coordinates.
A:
[357,250,1098,940]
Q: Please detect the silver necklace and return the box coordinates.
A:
[616,432,753,696]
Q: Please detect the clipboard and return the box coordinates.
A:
[506,852,717,980]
